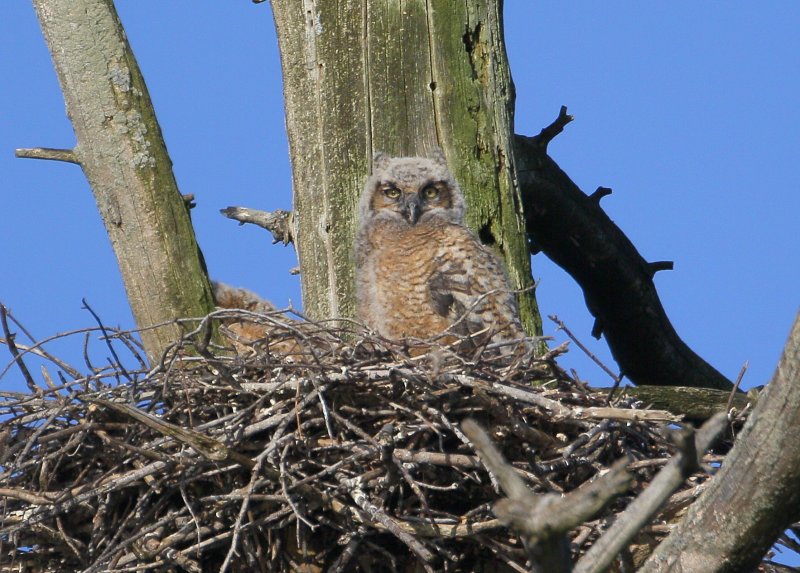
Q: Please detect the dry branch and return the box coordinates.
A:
[575,413,727,573]
[15,147,78,164]
[220,207,295,246]
[614,384,754,423]
[462,420,632,573]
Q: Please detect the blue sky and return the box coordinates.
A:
[1,2,799,566]
[2,4,798,392]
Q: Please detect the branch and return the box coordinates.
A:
[574,412,727,573]
[340,473,435,565]
[612,384,754,422]
[447,373,680,423]
[533,105,574,150]
[462,419,633,573]
[92,399,258,471]
[513,109,734,391]
[219,206,295,245]
[15,147,79,164]
[0,304,38,393]
[641,311,800,572]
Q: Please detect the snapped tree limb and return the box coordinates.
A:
[220,207,295,246]
[462,419,633,573]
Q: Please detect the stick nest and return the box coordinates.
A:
[1,308,715,572]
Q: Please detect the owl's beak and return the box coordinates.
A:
[402,195,422,225]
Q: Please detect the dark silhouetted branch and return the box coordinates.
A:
[514,108,734,391]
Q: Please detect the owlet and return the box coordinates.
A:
[354,152,526,352]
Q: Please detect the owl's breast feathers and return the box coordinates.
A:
[356,220,524,346]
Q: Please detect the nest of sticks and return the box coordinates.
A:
[0,306,728,572]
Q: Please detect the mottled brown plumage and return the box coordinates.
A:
[355,152,526,351]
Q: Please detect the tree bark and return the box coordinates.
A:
[270,0,541,335]
[642,311,800,572]
[29,0,216,363]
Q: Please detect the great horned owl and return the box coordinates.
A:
[354,152,526,352]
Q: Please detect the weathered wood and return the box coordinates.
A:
[270,0,541,335]
[30,0,216,363]
[575,413,728,573]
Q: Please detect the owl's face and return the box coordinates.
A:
[359,153,465,226]
[369,179,456,225]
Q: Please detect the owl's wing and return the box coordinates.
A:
[428,252,501,341]
[428,268,472,326]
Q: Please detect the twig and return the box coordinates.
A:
[340,473,435,564]
[92,399,258,471]
[0,487,58,505]
[15,146,79,164]
[549,314,622,386]
[327,535,361,572]
[219,448,273,573]
[0,323,101,380]
[279,442,317,531]
[0,304,39,392]
[725,360,748,413]
[532,105,574,150]
[82,299,134,383]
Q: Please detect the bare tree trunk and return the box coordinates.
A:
[270,0,541,335]
[27,0,216,363]
[642,311,800,572]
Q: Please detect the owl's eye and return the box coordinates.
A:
[382,185,401,199]
[421,185,440,199]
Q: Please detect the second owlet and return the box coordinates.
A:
[355,152,527,351]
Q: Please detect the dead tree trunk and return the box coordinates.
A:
[24,0,217,363]
[270,0,542,335]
